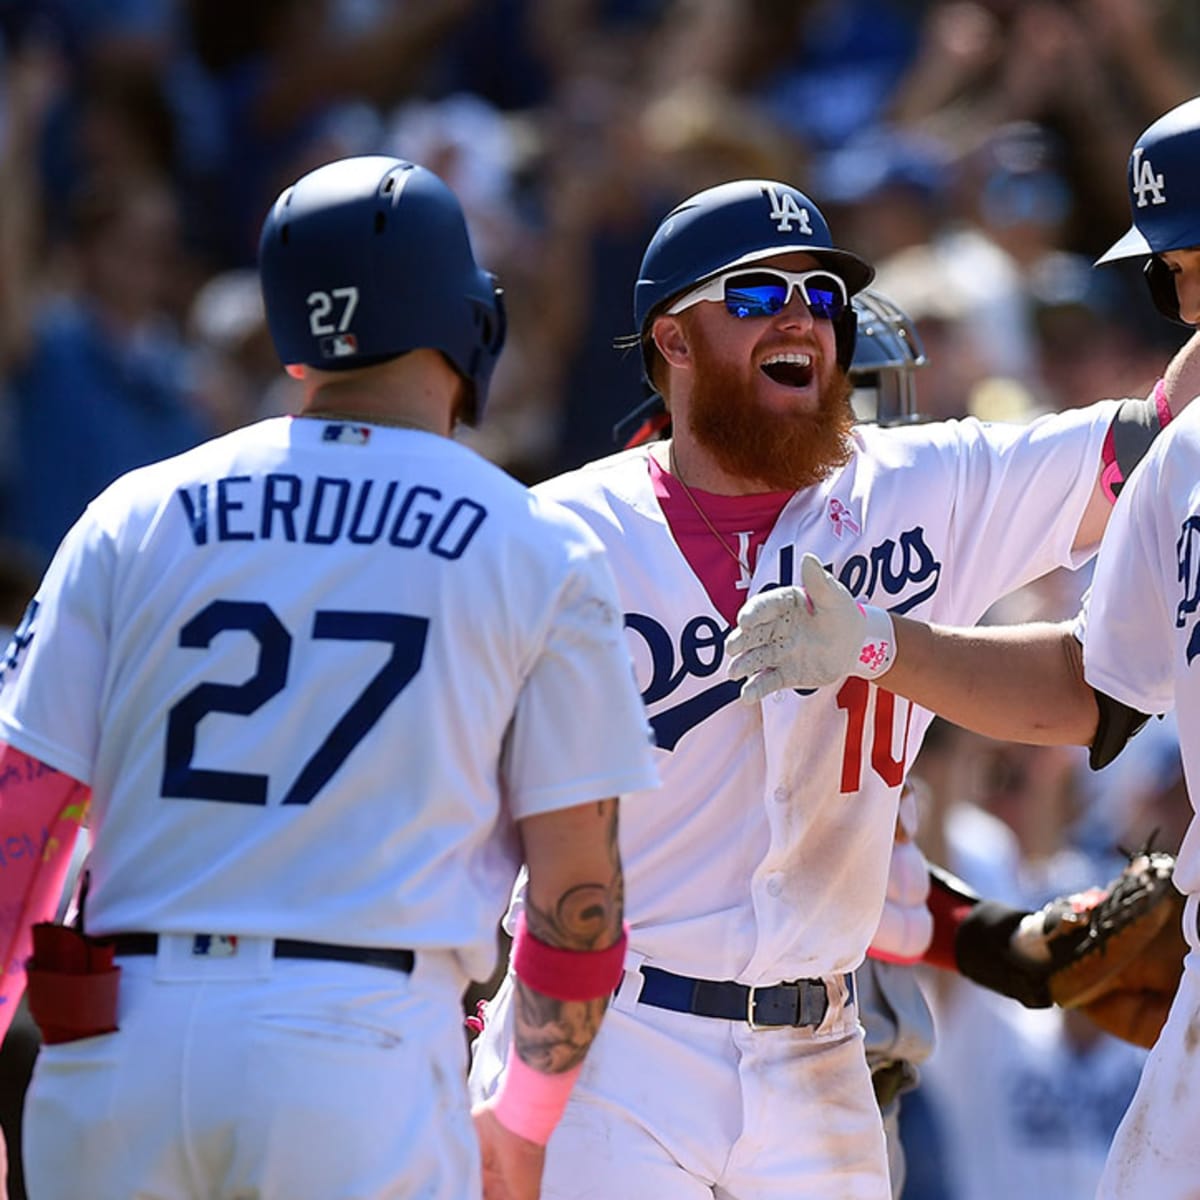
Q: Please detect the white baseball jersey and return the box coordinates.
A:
[1077,399,1200,1200]
[1084,399,1200,920]
[0,416,657,982]
[534,402,1116,983]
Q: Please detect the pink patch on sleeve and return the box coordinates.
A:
[0,743,90,1042]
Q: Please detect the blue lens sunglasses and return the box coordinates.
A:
[666,267,848,321]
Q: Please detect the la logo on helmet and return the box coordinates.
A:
[765,186,813,234]
[1132,147,1167,208]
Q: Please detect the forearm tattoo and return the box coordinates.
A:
[515,801,623,1074]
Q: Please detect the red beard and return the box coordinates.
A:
[684,339,856,491]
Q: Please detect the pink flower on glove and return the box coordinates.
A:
[859,640,891,672]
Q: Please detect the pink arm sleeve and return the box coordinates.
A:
[0,742,90,1043]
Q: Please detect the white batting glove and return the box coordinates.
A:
[726,552,896,703]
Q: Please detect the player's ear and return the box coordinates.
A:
[285,364,306,380]
[651,316,690,369]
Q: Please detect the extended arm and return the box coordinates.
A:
[729,553,1096,744]
[886,616,1097,746]
[473,798,625,1200]
[728,554,1114,750]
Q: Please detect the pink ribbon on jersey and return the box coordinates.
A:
[828,498,860,539]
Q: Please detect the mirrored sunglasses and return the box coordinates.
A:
[666,268,848,321]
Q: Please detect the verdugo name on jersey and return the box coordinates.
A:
[174,470,488,558]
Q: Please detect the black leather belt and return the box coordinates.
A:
[108,933,414,975]
[629,964,851,1029]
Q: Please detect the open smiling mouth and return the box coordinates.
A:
[760,352,814,388]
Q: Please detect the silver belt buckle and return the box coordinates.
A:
[746,983,766,1030]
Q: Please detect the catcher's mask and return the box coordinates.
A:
[1096,97,1200,326]
[848,289,929,426]
[258,155,506,423]
[613,178,875,447]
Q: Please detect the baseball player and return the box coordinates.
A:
[724,99,1200,1200]
[0,155,658,1200]
[466,176,1200,1198]
[781,290,1160,1198]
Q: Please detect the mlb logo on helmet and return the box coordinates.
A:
[320,333,359,359]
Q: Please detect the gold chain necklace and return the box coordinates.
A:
[667,442,750,572]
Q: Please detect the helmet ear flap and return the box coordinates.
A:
[1144,257,1189,326]
[458,283,508,425]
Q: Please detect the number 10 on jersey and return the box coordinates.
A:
[836,678,911,794]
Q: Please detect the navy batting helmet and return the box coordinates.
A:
[258,156,506,421]
[1096,98,1200,325]
[848,290,928,427]
[632,179,875,376]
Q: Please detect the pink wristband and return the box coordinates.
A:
[490,1043,583,1145]
[511,913,628,1001]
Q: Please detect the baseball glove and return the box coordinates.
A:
[1014,847,1187,1049]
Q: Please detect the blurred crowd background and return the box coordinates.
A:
[0,2,1197,1198]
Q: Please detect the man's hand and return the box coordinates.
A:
[473,1104,546,1200]
[727,553,895,703]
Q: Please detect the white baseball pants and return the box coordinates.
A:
[470,965,890,1200]
[1096,940,1200,1200]
[23,938,475,1200]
